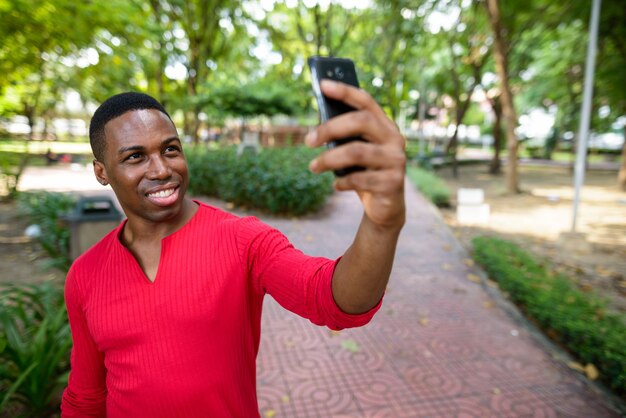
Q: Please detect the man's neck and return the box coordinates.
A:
[122,198,199,245]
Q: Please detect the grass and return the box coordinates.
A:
[406,165,451,207]
[472,236,626,398]
[0,138,92,155]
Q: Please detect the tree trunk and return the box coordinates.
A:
[489,95,503,174]
[25,106,35,142]
[187,54,200,144]
[448,125,460,178]
[485,0,519,193]
[617,126,626,191]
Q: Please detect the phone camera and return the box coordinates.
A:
[334,67,344,80]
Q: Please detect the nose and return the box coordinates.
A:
[146,154,172,180]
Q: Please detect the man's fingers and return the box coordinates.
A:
[309,141,406,174]
[307,110,395,148]
[320,80,388,119]
[333,168,405,193]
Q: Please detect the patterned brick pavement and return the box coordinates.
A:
[250,182,624,418]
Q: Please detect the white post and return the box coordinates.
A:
[571,0,601,232]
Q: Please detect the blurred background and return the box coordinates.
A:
[1,0,625,416]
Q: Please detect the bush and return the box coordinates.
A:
[406,165,451,207]
[17,192,76,272]
[0,282,71,416]
[472,236,626,397]
[0,149,30,200]
[186,145,334,215]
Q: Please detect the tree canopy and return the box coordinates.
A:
[1,0,625,187]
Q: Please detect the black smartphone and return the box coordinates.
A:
[308,56,365,177]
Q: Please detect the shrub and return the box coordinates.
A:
[186,145,334,215]
[472,236,626,397]
[17,192,76,272]
[406,165,451,207]
[0,148,30,200]
[0,282,71,416]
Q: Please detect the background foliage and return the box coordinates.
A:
[473,236,626,397]
[17,192,76,271]
[187,145,334,215]
[0,282,71,416]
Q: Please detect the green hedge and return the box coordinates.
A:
[186,145,334,215]
[17,192,76,272]
[472,236,626,397]
[406,165,451,207]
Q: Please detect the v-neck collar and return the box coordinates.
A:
[113,201,203,284]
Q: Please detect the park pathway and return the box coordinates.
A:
[19,165,624,417]
[248,182,623,417]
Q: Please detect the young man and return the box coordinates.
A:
[61,80,405,417]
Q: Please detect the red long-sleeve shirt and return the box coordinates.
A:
[61,202,380,417]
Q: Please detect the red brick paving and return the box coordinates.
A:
[249,182,624,418]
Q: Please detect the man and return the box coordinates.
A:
[61,80,406,417]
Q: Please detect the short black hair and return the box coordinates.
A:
[89,92,172,161]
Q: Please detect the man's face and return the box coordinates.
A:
[93,109,189,224]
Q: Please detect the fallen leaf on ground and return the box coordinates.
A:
[467,274,481,283]
[585,364,599,380]
[341,339,360,353]
[487,279,499,288]
[463,258,475,267]
[226,202,235,210]
[264,410,276,418]
[492,388,501,395]
[595,266,614,278]
[328,330,341,337]
[483,301,495,308]
[281,395,290,404]
[419,317,429,326]
[442,263,452,271]
[568,362,586,372]
[305,234,314,242]
[443,244,452,251]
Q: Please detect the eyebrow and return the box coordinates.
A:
[118,136,181,155]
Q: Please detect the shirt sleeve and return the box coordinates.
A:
[237,217,382,330]
[61,267,107,417]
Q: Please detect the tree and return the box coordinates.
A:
[427,0,489,177]
[151,0,246,143]
[484,0,520,193]
[594,0,626,189]
[0,0,131,138]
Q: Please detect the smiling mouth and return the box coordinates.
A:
[146,188,177,198]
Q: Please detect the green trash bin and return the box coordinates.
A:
[63,196,123,260]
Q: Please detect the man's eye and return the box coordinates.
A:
[126,153,142,161]
[165,146,180,154]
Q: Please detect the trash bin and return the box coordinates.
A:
[63,196,123,260]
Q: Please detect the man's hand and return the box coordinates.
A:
[305,79,406,230]
[305,79,406,314]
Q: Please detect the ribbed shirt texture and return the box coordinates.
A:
[61,202,380,417]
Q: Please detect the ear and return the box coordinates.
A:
[93,159,109,186]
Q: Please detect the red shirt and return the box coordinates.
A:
[61,202,380,417]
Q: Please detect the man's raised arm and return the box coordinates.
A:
[306,79,406,314]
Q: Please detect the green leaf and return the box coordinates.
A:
[0,361,39,411]
[340,339,360,353]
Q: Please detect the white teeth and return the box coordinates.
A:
[148,188,175,198]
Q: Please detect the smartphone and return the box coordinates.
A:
[308,56,365,177]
